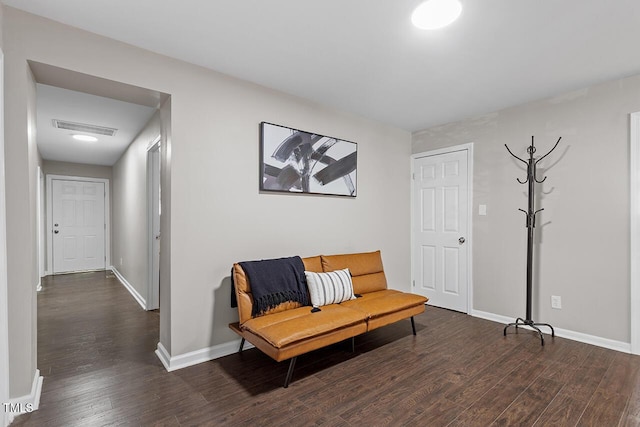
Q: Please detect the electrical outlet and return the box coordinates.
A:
[551,295,562,309]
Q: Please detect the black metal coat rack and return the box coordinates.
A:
[503,136,561,346]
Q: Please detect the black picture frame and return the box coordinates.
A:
[259,122,358,197]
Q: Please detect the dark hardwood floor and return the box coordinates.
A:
[12,271,640,426]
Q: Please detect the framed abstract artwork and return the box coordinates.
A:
[259,122,357,197]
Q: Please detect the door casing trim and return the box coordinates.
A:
[630,112,640,354]
[0,48,11,427]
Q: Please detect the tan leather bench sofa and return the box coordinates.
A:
[229,250,428,387]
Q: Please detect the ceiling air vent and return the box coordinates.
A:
[52,119,117,137]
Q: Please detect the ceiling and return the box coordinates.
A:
[36,84,156,166]
[6,0,640,134]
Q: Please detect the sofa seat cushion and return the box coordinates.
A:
[341,291,427,319]
[352,289,400,301]
[241,304,367,349]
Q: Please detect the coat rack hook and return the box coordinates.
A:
[532,137,561,183]
[534,137,562,166]
[505,144,529,183]
[534,172,547,184]
[505,144,527,165]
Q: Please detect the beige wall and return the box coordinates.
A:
[42,160,112,180]
[413,74,640,343]
[3,6,411,395]
[0,4,3,49]
[112,111,160,299]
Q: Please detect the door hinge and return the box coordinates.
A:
[412,173,416,180]
[412,280,415,287]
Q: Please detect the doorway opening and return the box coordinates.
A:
[28,60,171,390]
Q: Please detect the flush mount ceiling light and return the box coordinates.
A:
[412,0,462,30]
[72,134,98,142]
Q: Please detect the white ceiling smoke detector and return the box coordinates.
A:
[411,0,462,30]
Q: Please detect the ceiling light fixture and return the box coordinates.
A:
[412,0,462,30]
[53,119,118,137]
[72,134,98,142]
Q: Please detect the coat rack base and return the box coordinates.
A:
[503,317,555,346]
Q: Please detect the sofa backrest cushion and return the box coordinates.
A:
[320,250,387,295]
[234,256,322,325]
[305,268,356,307]
[303,255,323,273]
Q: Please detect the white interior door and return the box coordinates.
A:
[412,149,469,312]
[52,179,106,273]
[147,140,161,310]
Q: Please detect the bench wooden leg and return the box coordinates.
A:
[238,338,245,353]
[411,317,417,336]
[284,357,297,388]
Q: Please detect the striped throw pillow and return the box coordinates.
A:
[305,268,356,308]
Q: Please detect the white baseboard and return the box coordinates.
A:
[470,309,631,353]
[155,339,254,372]
[155,342,171,371]
[110,267,146,310]
[6,369,43,424]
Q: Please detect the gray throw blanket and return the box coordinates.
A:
[239,256,309,317]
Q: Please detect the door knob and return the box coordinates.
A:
[54,230,59,234]
[458,237,465,244]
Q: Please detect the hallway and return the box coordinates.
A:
[13,271,165,425]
